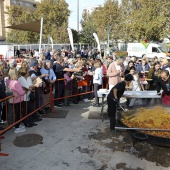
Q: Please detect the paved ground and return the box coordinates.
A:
[0,100,170,170]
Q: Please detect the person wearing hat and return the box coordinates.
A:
[29,60,48,120]
[107,74,134,132]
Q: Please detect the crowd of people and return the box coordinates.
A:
[0,47,170,134]
[107,55,170,132]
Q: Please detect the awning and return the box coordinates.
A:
[5,20,41,33]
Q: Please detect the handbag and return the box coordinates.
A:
[29,91,35,102]
[43,83,50,94]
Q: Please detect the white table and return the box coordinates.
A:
[97,90,162,121]
[97,90,109,121]
[123,91,162,99]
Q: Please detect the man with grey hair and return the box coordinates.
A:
[63,57,68,67]
[68,58,75,69]
[40,60,56,107]
[9,59,17,69]
[76,54,81,62]
[40,60,56,84]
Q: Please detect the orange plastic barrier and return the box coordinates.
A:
[78,80,88,86]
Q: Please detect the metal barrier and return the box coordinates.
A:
[51,77,94,111]
[0,77,95,134]
[0,89,50,136]
[0,76,108,155]
[0,57,24,63]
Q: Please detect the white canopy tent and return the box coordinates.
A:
[5,18,43,54]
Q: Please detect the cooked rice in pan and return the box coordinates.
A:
[121,106,170,138]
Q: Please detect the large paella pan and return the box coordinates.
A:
[117,106,170,147]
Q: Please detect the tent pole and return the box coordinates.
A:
[50,37,54,52]
[39,17,43,55]
[47,35,50,50]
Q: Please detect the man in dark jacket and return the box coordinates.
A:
[0,75,6,125]
[156,70,170,106]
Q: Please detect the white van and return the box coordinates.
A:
[127,43,168,59]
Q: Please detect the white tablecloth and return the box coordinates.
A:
[97,90,109,97]
[123,91,162,99]
[97,90,162,99]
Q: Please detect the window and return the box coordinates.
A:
[26,2,31,7]
[33,4,37,8]
[18,1,23,6]
[152,47,160,53]
[12,0,16,4]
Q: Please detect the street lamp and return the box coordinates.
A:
[77,0,79,51]
[77,0,79,33]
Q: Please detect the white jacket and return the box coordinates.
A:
[93,67,103,85]
[18,76,33,101]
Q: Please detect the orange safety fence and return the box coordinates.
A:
[51,76,109,111]
[0,76,109,154]
[0,76,109,136]
[0,56,25,63]
[0,85,53,136]
[51,76,95,110]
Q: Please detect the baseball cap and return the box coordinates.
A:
[29,60,39,67]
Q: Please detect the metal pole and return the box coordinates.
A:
[77,0,79,32]
[47,35,50,50]
[50,37,54,51]
[107,24,110,56]
[39,17,43,55]
[77,0,79,51]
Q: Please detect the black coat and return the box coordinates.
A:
[0,79,6,99]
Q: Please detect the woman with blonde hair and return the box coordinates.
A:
[161,58,170,72]
[6,68,25,133]
[21,60,29,69]
[93,60,103,107]
[18,60,29,77]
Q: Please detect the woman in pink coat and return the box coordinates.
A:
[107,59,123,91]
[6,68,25,133]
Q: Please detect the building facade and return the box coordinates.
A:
[0,0,40,41]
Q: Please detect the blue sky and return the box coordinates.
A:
[66,0,105,30]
